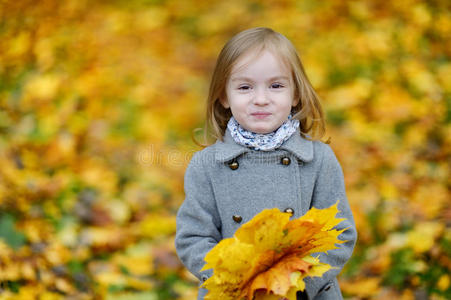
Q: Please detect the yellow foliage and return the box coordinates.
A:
[327,78,372,109]
[135,7,169,30]
[7,31,31,57]
[112,253,153,276]
[139,214,177,238]
[24,74,62,101]
[406,222,444,254]
[340,277,381,298]
[201,201,345,300]
[437,275,450,291]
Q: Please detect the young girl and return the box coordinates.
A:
[175,27,357,300]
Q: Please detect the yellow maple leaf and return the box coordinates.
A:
[201,200,346,300]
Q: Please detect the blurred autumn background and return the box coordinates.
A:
[0,0,450,299]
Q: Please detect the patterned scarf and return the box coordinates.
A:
[227,114,300,151]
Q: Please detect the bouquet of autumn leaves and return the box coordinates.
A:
[201,201,346,300]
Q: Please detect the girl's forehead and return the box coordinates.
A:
[230,49,291,77]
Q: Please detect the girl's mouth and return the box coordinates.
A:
[251,112,271,119]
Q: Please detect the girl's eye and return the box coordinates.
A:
[271,83,284,89]
[238,85,251,90]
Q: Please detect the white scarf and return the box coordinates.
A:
[227,114,300,151]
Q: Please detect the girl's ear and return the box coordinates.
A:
[219,96,230,109]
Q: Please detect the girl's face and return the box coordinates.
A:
[220,49,298,134]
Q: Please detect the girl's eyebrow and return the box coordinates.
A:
[230,76,290,82]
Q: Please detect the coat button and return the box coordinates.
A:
[284,208,294,216]
[281,157,291,165]
[228,160,239,170]
[232,215,242,223]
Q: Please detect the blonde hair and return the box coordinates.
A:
[194,27,328,146]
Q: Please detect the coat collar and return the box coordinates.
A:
[214,126,314,163]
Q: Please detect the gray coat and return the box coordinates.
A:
[175,127,357,300]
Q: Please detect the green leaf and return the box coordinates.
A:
[0,214,26,250]
[106,291,157,300]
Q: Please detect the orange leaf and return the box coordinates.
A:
[242,252,312,299]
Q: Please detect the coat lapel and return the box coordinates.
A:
[279,127,314,162]
[214,128,250,163]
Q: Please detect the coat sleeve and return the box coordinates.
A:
[304,144,358,299]
[175,151,222,282]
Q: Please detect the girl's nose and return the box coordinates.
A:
[252,87,269,105]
